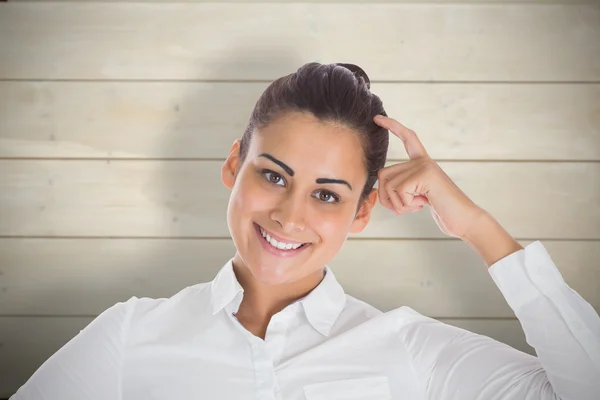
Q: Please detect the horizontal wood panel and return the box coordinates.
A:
[1,160,599,239]
[2,81,599,160]
[0,238,598,317]
[1,3,599,81]
[0,316,533,398]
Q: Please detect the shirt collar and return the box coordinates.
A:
[209,259,347,337]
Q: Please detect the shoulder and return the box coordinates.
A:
[342,295,440,322]
[338,294,459,337]
[123,281,214,324]
[344,294,384,319]
[327,294,383,334]
[331,294,446,339]
[104,281,216,348]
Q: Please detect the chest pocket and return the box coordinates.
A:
[302,376,391,400]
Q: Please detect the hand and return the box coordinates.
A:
[373,115,485,239]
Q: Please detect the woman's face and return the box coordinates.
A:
[222,111,378,287]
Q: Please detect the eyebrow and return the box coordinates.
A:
[258,153,353,190]
[259,153,294,176]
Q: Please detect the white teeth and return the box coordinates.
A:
[259,226,304,251]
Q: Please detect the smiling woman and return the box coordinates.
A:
[9,62,600,400]
[223,110,376,318]
[217,63,391,330]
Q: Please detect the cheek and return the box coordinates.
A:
[313,210,353,241]
[231,175,274,214]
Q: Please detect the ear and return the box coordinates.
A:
[348,189,378,234]
[221,139,242,190]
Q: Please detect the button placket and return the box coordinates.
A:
[250,339,279,400]
[264,313,291,366]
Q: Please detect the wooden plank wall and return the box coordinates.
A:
[0,0,599,397]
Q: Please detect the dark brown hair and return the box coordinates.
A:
[239,62,389,206]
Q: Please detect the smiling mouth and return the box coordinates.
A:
[253,223,311,256]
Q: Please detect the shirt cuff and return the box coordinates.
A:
[488,240,566,312]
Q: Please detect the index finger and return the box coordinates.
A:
[374,115,429,160]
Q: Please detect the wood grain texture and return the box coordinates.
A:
[2,81,599,160]
[1,160,598,238]
[1,3,599,81]
[0,238,598,317]
[0,316,533,398]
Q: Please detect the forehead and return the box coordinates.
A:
[249,112,366,181]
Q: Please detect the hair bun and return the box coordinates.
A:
[337,63,371,89]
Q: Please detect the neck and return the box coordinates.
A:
[231,253,325,323]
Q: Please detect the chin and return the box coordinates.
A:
[248,261,294,286]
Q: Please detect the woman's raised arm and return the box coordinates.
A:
[373,115,600,398]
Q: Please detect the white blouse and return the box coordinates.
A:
[10,241,600,399]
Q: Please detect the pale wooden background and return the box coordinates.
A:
[0,0,599,398]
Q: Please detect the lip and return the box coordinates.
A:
[254,223,311,258]
[257,223,306,245]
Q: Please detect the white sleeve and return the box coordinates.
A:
[401,241,600,400]
[10,296,137,400]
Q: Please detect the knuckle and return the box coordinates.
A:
[382,180,393,193]
[379,180,387,192]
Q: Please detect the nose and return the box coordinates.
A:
[270,193,306,233]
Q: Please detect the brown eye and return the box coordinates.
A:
[314,190,340,204]
[269,174,280,183]
[263,170,285,186]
